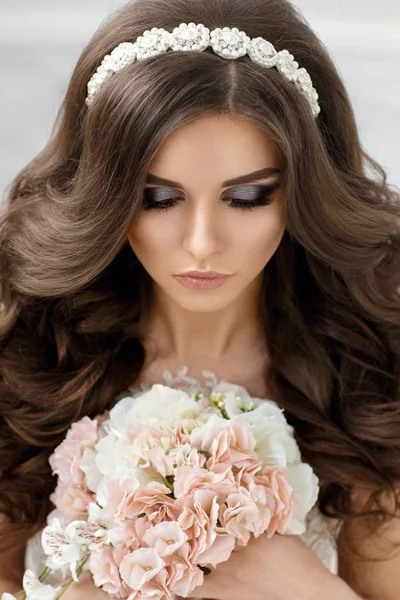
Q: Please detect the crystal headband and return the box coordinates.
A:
[86,23,320,118]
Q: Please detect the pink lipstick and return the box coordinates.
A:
[174,271,234,291]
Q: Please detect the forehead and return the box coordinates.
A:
[147,114,280,189]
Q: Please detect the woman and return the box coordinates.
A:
[0,0,399,598]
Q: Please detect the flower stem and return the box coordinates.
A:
[11,565,52,599]
[38,566,52,582]
[53,556,90,599]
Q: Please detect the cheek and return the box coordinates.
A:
[234,210,286,265]
[128,205,286,268]
[128,216,176,262]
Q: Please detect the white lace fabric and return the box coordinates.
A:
[25,365,343,582]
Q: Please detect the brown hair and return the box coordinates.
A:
[1,0,399,562]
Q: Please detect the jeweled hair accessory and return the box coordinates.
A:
[86,23,320,118]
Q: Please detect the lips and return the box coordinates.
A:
[176,271,232,279]
[173,271,234,291]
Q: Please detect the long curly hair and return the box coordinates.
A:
[1,0,399,561]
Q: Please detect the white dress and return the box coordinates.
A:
[25,366,343,583]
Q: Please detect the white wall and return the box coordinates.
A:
[1,0,399,200]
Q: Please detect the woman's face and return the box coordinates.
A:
[127,114,286,313]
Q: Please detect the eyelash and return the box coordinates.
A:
[142,184,280,212]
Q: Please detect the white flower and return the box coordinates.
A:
[42,518,86,581]
[94,432,166,478]
[80,446,102,492]
[0,570,62,600]
[211,381,264,416]
[22,571,61,600]
[108,384,202,430]
[240,402,302,466]
[284,463,320,534]
[65,501,117,550]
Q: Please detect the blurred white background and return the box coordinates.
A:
[0,0,399,201]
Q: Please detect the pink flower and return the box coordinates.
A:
[175,489,226,564]
[254,465,294,535]
[90,545,130,596]
[142,522,187,557]
[174,465,235,499]
[67,417,99,444]
[168,443,207,470]
[50,481,95,522]
[219,488,265,544]
[120,547,165,590]
[107,515,151,549]
[195,419,261,477]
[103,477,141,521]
[127,568,170,600]
[128,482,176,522]
[169,563,204,598]
[147,446,174,478]
[210,419,257,462]
[103,478,176,525]
[49,417,98,487]
[229,418,257,453]
[174,424,191,446]
[195,531,236,568]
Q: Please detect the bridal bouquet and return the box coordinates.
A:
[3,381,319,600]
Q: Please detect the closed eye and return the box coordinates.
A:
[224,184,280,210]
[142,184,280,211]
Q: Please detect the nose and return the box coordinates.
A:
[182,200,225,261]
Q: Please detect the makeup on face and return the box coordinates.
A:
[173,271,235,291]
[142,183,280,212]
[142,167,281,212]
[127,114,286,313]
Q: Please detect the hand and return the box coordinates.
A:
[188,532,341,600]
[62,571,109,599]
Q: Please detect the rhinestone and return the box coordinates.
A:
[85,24,321,118]
[169,22,210,52]
[275,50,299,80]
[182,29,197,40]
[223,32,239,45]
[210,27,249,59]
[248,37,277,68]
[136,27,170,60]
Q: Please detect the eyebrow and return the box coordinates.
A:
[145,167,281,188]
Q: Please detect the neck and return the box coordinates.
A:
[140,278,265,363]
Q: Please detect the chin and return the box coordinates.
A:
[169,290,238,313]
